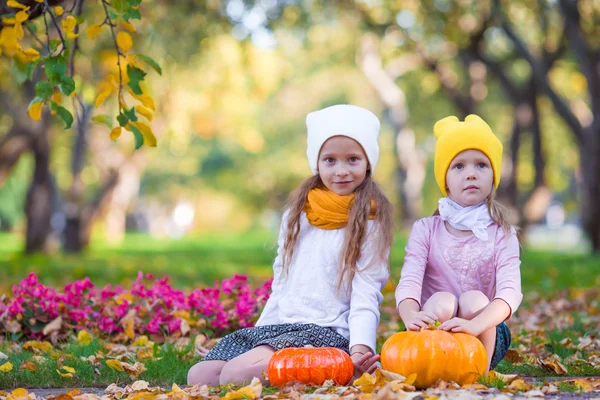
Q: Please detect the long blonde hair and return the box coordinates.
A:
[433,188,514,238]
[281,173,394,293]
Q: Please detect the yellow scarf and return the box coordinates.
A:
[304,187,376,230]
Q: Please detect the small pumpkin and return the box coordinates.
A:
[267,347,354,386]
[381,329,487,389]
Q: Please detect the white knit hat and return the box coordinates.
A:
[306,104,380,175]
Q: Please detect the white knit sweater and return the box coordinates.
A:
[256,211,389,353]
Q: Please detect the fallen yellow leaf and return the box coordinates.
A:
[6,388,29,400]
[136,348,153,360]
[222,377,262,399]
[0,362,13,373]
[106,359,124,371]
[508,378,531,391]
[540,356,568,375]
[566,378,594,391]
[19,361,36,372]
[77,330,93,345]
[133,335,150,346]
[121,361,146,379]
[56,365,75,378]
[23,340,52,352]
[461,383,489,390]
[404,373,417,386]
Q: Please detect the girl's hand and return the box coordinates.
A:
[438,318,484,336]
[404,310,438,331]
[196,345,210,357]
[351,351,380,378]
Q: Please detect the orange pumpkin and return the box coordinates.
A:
[381,329,487,389]
[267,347,354,386]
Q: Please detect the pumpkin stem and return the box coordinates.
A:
[422,320,441,331]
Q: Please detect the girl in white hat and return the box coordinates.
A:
[188,104,394,386]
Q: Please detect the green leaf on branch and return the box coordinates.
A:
[111,0,127,13]
[112,0,141,21]
[129,123,144,150]
[137,54,162,75]
[123,8,141,21]
[35,81,53,99]
[117,113,129,127]
[12,59,35,83]
[56,106,74,129]
[117,107,137,127]
[123,106,138,122]
[127,65,146,95]
[49,40,61,52]
[45,56,67,85]
[59,75,75,96]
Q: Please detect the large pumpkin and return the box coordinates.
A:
[267,347,354,386]
[381,329,487,388]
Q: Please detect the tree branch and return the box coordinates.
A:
[559,0,600,117]
[68,0,85,76]
[493,0,585,146]
[101,0,124,110]
[42,0,67,53]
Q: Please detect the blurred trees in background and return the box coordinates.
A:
[1,0,599,252]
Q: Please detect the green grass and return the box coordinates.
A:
[1,231,599,293]
[1,231,600,388]
[0,338,198,389]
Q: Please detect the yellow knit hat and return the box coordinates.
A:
[433,114,503,196]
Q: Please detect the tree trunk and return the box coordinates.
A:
[63,104,91,252]
[580,129,600,250]
[63,104,123,252]
[24,118,53,254]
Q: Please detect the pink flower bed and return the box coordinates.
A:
[0,272,272,341]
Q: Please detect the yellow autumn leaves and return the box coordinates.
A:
[4,0,159,148]
[61,16,79,39]
[117,31,133,52]
[0,330,148,381]
[0,2,40,62]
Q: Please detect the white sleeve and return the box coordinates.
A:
[255,211,288,326]
[348,227,390,353]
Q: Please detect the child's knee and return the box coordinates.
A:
[423,291,457,322]
[458,290,489,319]
[219,362,245,386]
[187,361,225,386]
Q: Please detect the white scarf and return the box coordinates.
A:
[438,197,493,241]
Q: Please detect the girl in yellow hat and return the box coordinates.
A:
[188,105,394,386]
[395,115,522,372]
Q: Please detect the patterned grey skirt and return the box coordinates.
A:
[202,323,350,361]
